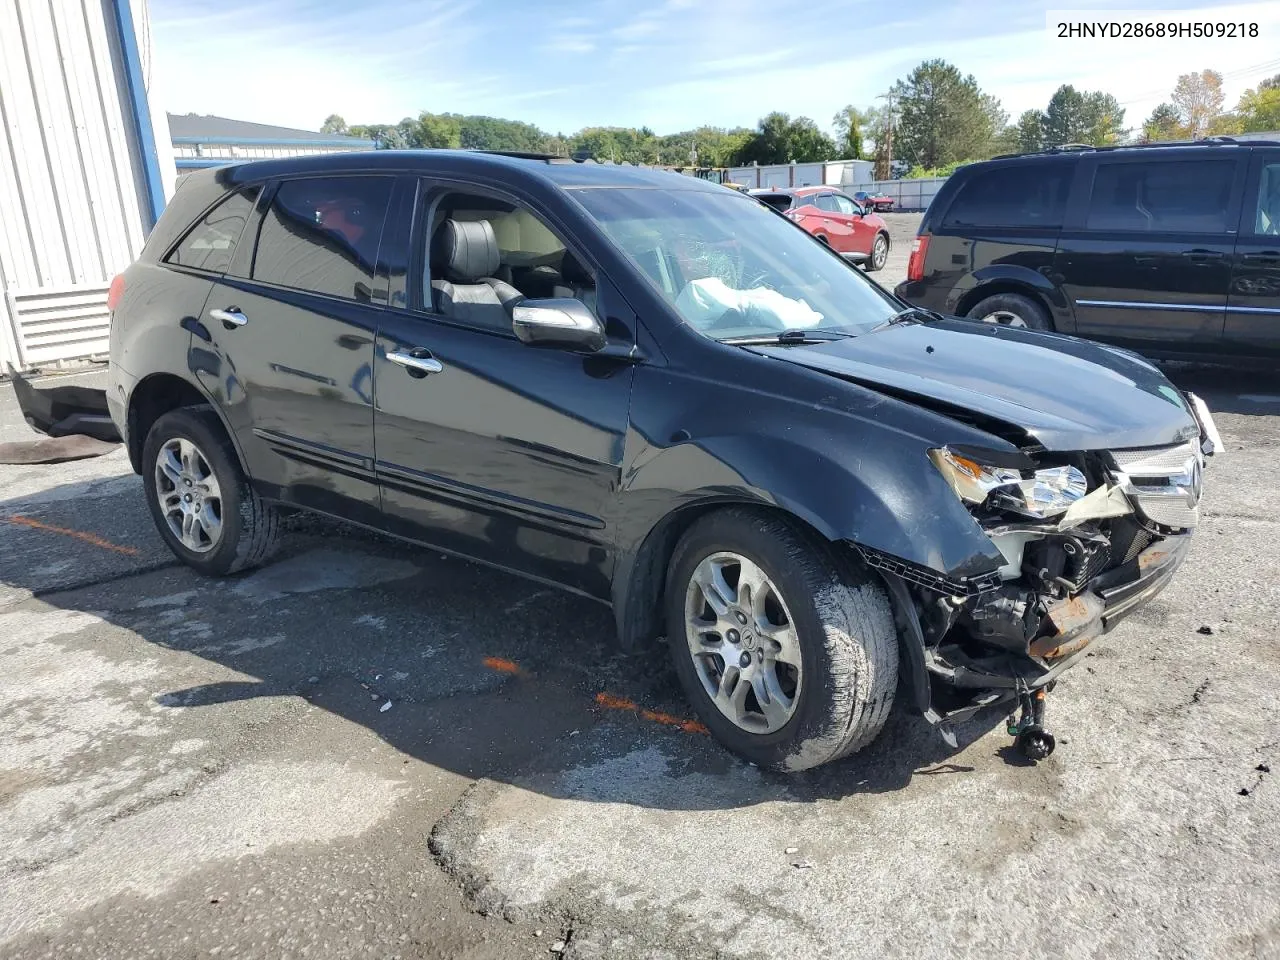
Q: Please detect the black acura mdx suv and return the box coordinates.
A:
[895,139,1280,363]
[103,150,1220,769]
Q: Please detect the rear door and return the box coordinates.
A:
[1225,148,1280,358]
[196,174,393,524]
[813,193,854,252]
[1055,153,1245,352]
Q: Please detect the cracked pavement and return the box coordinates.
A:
[2,295,1279,956]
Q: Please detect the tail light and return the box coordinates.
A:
[107,273,126,312]
[906,235,930,282]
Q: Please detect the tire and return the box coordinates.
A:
[966,292,1052,331]
[142,406,281,576]
[665,508,898,772]
[865,233,889,272]
[816,233,830,245]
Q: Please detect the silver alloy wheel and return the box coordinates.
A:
[980,309,1027,328]
[871,235,888,269]
[155,437,223,553]
[684,551,803,734]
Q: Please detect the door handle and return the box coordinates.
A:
[387,350,444,378]
[1181,250,1224,262]
[1242,251,1280,263]
[209,307,248,327]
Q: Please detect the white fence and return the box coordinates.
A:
[847,177,947,212]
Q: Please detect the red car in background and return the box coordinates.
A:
[750,186,890,271]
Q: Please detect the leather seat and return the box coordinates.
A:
[552,251,597,315]
[431,219,523,331]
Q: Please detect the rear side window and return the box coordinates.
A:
[1087,159,1235,234]
[251,176,393,301]
[941,164,1070,229]
[165,188,259,273]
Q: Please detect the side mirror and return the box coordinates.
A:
[512,298,606,352]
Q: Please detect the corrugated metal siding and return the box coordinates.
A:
[0,0,166,370]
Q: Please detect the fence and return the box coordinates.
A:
[847,177,947,212]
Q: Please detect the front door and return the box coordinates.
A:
[196,175,393,523]
[373,181,636,597]
[1225,149,1280,358]
[1054,154,1244,353]
[832,192,875,258]
[813,193,855,253]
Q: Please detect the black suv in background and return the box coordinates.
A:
[894,139,1280,362]
[93,150,1219,771]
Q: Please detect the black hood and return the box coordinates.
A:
[750,319,1200,451]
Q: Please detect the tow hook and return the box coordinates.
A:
[1007,688,1056,761]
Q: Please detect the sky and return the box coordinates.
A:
[145,0,1280,139]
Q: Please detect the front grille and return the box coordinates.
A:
[1108,441,1202,530]
[1123,528,1154,563]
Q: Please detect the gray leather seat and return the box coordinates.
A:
[431,219,523,331]
[552,251,597,315]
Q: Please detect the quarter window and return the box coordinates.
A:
[251,176,392,301]
[165,188,259,274]
[942,164,1071,229]
[1086,160,1235,234]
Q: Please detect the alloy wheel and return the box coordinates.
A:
[684,552,803,733]
[155,437,223,553]
[872,235,888,269]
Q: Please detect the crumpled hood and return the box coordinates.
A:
[749,318,1200,451]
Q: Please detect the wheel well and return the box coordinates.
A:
[956,282,1051,324]
[614,500,838,652]
[126,374,210,472]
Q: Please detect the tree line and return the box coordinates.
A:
[322,59,1280,177]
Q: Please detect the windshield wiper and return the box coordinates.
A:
[721,329,856,346]
[868,306,946,333]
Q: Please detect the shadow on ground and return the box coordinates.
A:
[1,476,1003,813]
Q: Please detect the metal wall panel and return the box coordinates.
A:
[0,0,171,370]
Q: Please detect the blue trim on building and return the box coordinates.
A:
[111,0,165,228]
[171,135,376,148]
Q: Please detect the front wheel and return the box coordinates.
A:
[865,233,889,272]
[142,406,281,576]
[665,509,899,772]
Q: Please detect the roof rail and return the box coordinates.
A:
[470,149,580,163]
[993,135,1280,161]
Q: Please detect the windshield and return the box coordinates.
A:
[572,188,899,340]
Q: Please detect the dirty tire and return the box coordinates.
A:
[665,508,898,772]
[142,406,281,576]
[966,292,1052,331]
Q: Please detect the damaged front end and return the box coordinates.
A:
[861,396,1218,759]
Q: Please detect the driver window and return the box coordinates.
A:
[419,190,598,332]
[815,194,839,213]
[833,194,858,215]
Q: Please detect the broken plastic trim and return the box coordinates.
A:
[856,544,1001,597]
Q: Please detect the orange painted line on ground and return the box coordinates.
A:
[3,515,139,556]
[482,656,522,675]
[596,691,708,735]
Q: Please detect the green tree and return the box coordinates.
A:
[732,112,837,165]
[1039,86,1126,146]
[832,105,867,159]
[320,114,347,135]
[1236,79,1280,132]
[1013,109,1045,153]
[1084,92,1126,144]
[1141,103,1185,142]
[1171,69,1226,139]
[891,59,1004,168]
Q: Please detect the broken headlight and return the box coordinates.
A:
[929,447,1088,519]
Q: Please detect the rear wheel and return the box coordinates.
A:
[142,407,281,576]
[665,509,898,772]
[966,292,1051,331]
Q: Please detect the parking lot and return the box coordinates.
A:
[2,216,1279,959]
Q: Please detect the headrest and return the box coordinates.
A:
[433,219,500,282]
[560,251,593,286]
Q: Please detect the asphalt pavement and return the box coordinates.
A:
[2,243,1279,959]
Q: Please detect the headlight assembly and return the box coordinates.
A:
[929,447,1088,519]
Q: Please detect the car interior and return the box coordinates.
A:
[1258,163,1280,235]
[424,194,597,331]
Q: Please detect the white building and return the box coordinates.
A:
[1,0,177,372]
[168,114,374,187]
